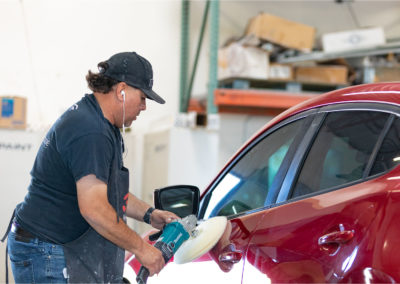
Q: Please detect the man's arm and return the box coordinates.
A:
[76,174,164,276]
[125,193,179,230]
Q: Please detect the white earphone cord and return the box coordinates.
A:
[122,92,125,135]
[121,92,129,160]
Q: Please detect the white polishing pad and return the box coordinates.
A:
[174,216,227,264]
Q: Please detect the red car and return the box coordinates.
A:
[125,82,400,283]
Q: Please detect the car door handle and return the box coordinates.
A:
[219,250,243,264]
[318,230,354,246]
[218,244,243,264]
[215,244,243,272]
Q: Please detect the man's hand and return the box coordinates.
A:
[135,241,165,276]
[124,193,179,230]
[150,209,180,230]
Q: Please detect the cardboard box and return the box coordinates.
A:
[245,13,316,52]
[218,42,269,80]
[374,67,400,82]
[295,65,348,85]
[322,27,385,53]
[268,64,294,80]
[0,96,27,129]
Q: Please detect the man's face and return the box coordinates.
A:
[123,86,146,127]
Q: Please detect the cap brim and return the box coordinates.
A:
[141,89,165,104]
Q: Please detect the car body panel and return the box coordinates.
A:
[241,173,391,283]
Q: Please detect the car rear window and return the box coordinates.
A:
[292,110,389,198]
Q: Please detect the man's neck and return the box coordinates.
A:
[93,92,116,125]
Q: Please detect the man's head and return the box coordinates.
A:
[86,51,165,104]
[86,52,164,128]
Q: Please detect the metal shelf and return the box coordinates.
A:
[277,42,400,64]
[214,88,316,116]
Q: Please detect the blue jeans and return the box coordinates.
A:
[7,231,67,283]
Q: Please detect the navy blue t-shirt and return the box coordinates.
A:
[15,94,123,244]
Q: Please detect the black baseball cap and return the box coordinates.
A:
[99,52,165,104]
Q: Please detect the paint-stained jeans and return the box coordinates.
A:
[7,231,67,283]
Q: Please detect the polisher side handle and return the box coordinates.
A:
[149,230,163,242]
[136,241,171,284]
[136,266,149,284]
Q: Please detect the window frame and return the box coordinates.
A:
[278,102,400,205]
[198,109,319,220]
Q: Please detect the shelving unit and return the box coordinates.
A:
[214,88,316,116]
[276,42,400,64]
[179,0,219,115]
[182,1,400,117]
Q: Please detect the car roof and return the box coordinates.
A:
[265,82,400,129]
[234,82,400,155]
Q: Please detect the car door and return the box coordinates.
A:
[242,106,398,283]
[135,110,313,284]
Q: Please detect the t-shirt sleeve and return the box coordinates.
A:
[61,133,114,183]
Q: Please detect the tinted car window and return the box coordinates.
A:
[203,118,305,219]
[370,117,400,175]
[292,111,389,198]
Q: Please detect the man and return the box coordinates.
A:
[5,52,178,283]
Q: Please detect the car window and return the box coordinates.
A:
[203,118,306,219]
[370,117,400,175]
[291,111,390,198]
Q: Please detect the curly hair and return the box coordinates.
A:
[86,62,120,93]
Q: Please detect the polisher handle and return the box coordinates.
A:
[149,230,163,242]
[136,266,149,284]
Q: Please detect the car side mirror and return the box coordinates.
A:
[154,185,200,218]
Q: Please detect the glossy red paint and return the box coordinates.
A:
[278,82,400,122]
[242,172,395,282]
[125,83,400,283]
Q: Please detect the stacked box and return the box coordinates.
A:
[269,64,294,81]
[295,66,348,85]
[0,96,27,129]
[322,27,385,53]
[374,67,400,82]
[218,43,269,80]
[245,13,316,52]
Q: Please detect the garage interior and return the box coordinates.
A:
[1,0,400,281]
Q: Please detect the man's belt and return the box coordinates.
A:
[11,221,37,243]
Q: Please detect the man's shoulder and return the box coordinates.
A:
[53,96,115,149]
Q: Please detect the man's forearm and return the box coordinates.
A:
[83,195,145,253]
[125,192,153,221]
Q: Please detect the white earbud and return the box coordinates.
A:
[121,90,126,101]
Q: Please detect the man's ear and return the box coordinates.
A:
[115,82,127,102]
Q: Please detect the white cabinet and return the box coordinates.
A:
[129,127,219,234]
[0,129,45,280]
